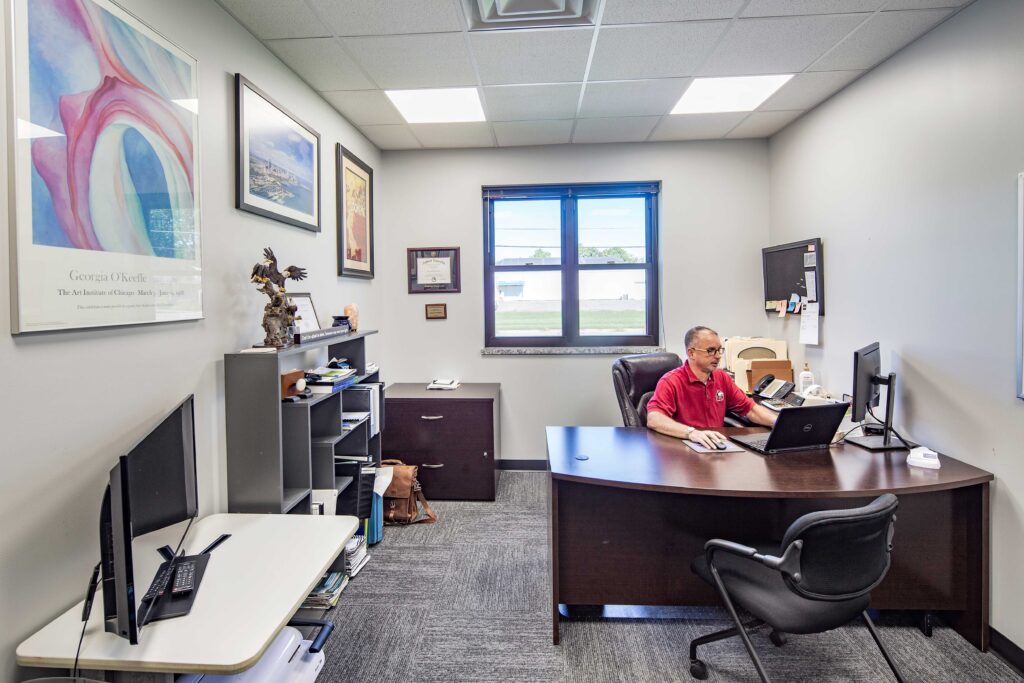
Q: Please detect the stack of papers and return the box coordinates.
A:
[301,571,349,609]
[427,378,460,390]
[365,362,379,375]
[342,411,371,431]
[308,367,358,394]
[344,536,370,577]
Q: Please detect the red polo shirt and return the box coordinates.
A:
[647,361,754,429]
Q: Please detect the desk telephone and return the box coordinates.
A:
[751,374,804,411]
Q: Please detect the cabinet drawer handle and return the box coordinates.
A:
[420,415,444,420]
[421,463,445,468]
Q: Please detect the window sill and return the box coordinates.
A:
[481,346,665,356]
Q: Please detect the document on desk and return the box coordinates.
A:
[800,302,820,345]
[683,440,745,454]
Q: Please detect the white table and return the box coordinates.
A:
[18,514,358,681]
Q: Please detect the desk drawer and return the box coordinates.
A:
[399,449,495,501]
[384,400,492,451]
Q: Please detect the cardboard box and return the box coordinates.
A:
[747,359,793,392]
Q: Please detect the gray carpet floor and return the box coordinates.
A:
[319,472,1022,682]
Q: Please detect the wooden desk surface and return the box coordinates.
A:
[546,426,993,498]
[17,513,358,675]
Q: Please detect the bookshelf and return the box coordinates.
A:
[224,330,383,514]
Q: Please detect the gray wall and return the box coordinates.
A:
[379,142,770,461]
[0,0,381,678]
[767,0,1024,645]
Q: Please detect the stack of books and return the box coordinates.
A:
[344,535,370,577]
[342,411,370,431]
[301,571,349,609]
[308,366,358,394]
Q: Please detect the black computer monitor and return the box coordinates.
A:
[99,395,197,643]
[847,343,912,451]
[851,342,881,423]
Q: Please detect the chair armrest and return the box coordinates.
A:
[704,539,797,578]
[704,539,758,558]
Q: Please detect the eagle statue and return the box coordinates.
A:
[250,247,307,291]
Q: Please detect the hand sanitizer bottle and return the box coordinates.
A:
[798,363,815,394]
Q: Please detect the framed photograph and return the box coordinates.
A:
[425,303,448,320]
[1017,173,1024,399]
[287,292,322,333]
[337,144,374,278]
[236,74,320,232]
[408,247,461,294]
[8,0,203,333]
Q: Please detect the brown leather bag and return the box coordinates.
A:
[380,459,437,525]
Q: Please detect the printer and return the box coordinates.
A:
[178,627,324,683]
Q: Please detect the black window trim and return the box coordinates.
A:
[483,181,660,349]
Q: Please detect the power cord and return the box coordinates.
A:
[866,405,912,448]
[74,561,102,677]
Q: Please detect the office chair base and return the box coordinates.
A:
[689,658,708,680]
[862,611,906,683]
[769,630,787,647]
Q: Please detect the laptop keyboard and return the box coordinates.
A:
[747,438,769,449]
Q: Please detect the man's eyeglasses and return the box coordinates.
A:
[689,346,724,357]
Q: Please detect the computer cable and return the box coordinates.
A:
[73,561,102,677]
[137,514,196,629]
[834,423,866,444]
[867,404,912,448]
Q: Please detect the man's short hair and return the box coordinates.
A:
[684,326,718,349]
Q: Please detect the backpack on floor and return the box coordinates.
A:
[380,459,437,525]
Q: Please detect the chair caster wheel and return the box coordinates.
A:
[769,630,787,647]
[689,658,708,680]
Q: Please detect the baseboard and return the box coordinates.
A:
[497,459,548,471]
[991,628,1024,677]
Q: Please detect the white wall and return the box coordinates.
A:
[767,0,1024,645]
[0,0,381,678]
[379,142,770,461]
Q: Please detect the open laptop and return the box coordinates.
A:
[731,402,850,455]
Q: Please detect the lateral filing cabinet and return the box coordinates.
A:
[382,383,499,500]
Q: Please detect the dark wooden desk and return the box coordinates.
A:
[546,426,993,649]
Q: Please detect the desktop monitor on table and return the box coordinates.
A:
[847,343,912,451]
[99,395,198,644]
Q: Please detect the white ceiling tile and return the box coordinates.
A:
[572,117,660,143]
[410,122,495,148]
[589,22,729,81]
[742,0,883,17]
[217,0,328,39]
[602,0,744,24]
[810,9,954,71]
[306,0,464,36]
[482,84,582,121]
[494,120,574,146]
[266,38,374,90]
[884,0,968,9]
[321,90,405,125]
[470,29,593,85]
[698,14,867,76]
[726,110,803,138]
[344,33,477,89]
[579,79,690,118]
[649,112,748,140]
[360,124,422,150]
[759,70,863,110]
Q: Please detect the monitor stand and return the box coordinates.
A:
[846,371,915,451]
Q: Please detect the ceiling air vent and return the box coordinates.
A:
[463,0,596,30]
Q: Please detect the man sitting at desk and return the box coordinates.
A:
[647,326,777,448]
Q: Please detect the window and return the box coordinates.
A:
[483,182,660,349]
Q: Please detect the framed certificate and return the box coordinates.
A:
[286,292,322,333]
[407,247,461,294]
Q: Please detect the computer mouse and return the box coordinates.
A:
[715,441,728,450]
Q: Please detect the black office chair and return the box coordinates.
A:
[689,494,904,683]
[611,352,682,427]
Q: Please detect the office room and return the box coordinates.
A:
[2,0,1023,681]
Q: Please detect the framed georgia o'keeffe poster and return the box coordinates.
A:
[337,144,374,279]
[236,74,320,232]
[7,0,204,334]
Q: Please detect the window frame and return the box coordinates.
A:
[483,181,660,349]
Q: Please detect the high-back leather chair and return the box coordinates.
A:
[688,493,904,683]
[611,352,682,428]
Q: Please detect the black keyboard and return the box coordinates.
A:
[747,438,769,450]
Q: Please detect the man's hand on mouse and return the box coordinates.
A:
[688,429,727,449]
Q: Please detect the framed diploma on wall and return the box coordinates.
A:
[407,247,461,294]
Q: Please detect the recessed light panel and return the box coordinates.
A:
[385,88,486,124]
[671,75,793,115]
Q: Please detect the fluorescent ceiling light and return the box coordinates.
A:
[385,88,485,124]
[671,75,793,115]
